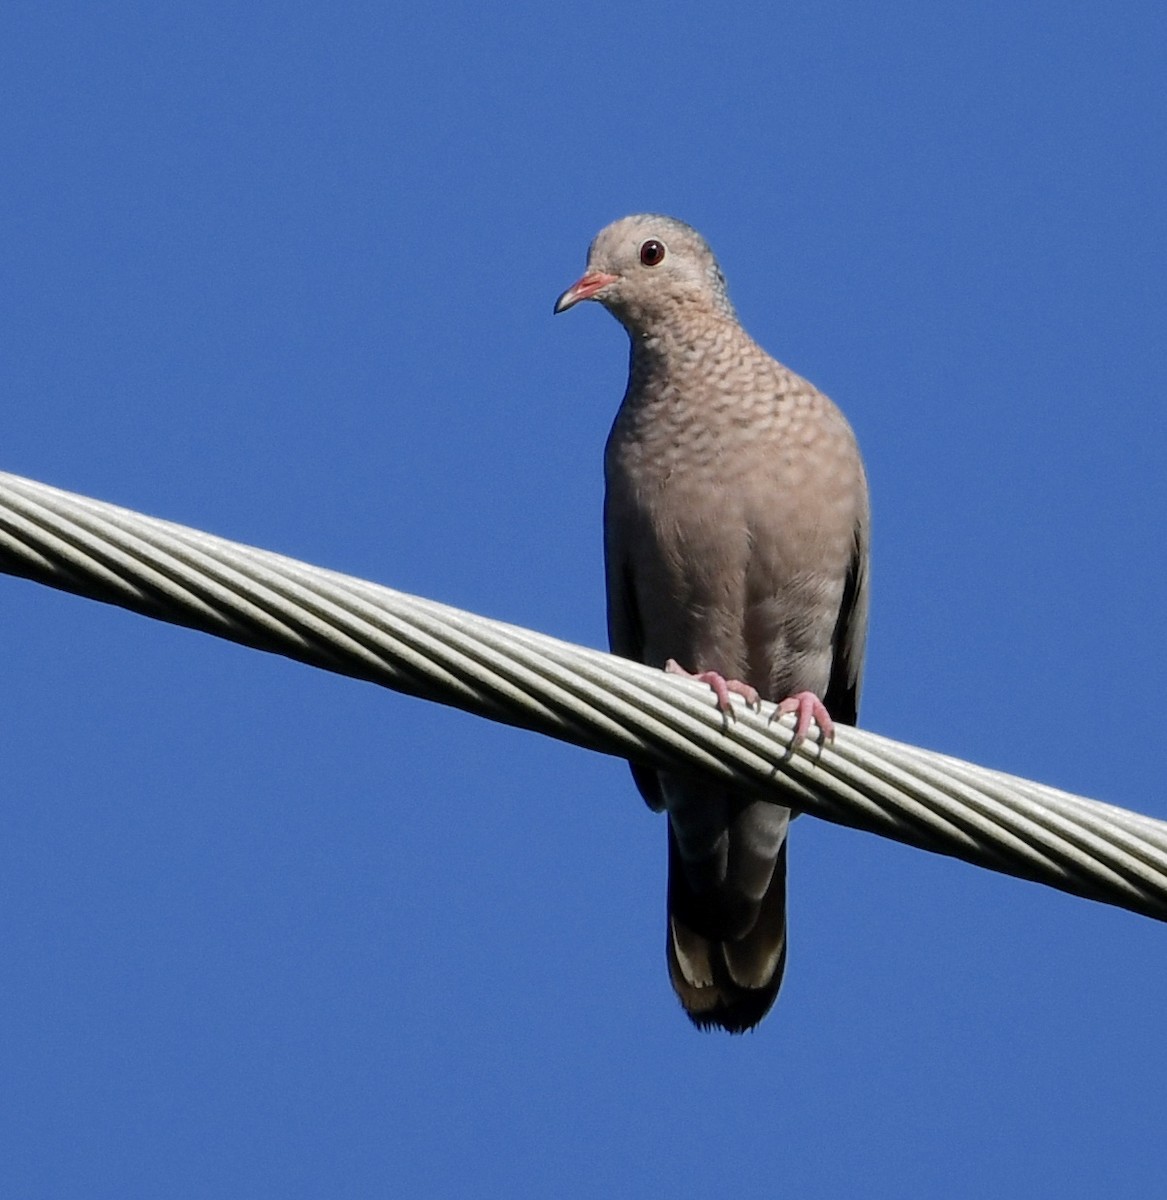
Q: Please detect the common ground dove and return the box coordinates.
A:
[556,215,870,1033]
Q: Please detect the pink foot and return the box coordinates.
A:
[665,659,760,718]
[771,691,835,744]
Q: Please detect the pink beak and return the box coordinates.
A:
[554,270,619,314]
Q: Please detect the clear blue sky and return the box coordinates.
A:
[3,3,1165,1196]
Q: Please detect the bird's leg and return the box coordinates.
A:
[665,658,761,718]
[772,692,835,744]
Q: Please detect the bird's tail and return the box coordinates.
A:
[665,821,789,1034]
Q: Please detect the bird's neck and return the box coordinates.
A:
[626,313,748,399]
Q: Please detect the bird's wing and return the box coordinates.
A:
[604,489,666,812]
[823,495,870,727]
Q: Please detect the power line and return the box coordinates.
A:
[2,468,1165,919]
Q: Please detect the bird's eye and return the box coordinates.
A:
[639,239,666,267]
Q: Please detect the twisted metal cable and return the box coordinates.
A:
[2,468,1166,921]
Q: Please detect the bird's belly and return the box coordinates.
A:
[627,482,845,701]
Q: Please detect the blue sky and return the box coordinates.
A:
[2,3,1165,1196]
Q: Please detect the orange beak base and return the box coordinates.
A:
[553,271,619,314]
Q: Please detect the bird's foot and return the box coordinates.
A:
[665,659,761,719]
[771,691,835,744]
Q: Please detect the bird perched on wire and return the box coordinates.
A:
[555,215,869,1032]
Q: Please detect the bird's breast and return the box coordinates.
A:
[605,364,864,694]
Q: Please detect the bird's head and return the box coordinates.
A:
[554,214,736,333]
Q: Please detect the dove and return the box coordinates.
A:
[555,215,869,1032]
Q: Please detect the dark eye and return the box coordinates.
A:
[639,239,666,267]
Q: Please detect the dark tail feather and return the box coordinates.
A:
[665,826,789,1034]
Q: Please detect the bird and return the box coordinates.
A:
[554,215,869,1032]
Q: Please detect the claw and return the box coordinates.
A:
[771,691,835,744]
[665,659,761,719]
